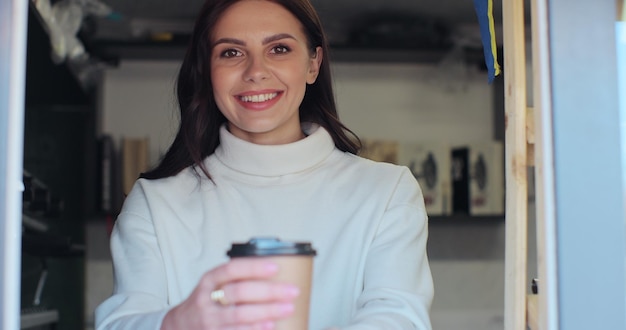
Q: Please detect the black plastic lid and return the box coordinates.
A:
[227,237,317,258]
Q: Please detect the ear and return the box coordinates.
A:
[306,46,323,85]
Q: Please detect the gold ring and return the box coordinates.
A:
[210,289,228,306]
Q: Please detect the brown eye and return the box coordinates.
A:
[270,45,291,54]
[221,49,242,58]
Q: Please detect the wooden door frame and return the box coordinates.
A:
[506,1,626,329]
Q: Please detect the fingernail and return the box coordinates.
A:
[262,321,275,330]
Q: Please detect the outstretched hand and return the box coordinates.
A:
[161,258,300,330]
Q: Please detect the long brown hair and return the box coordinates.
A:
[141,0,361,180]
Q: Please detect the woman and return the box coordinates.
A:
[95,0,433,329]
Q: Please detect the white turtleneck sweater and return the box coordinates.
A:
[95,123,433,330]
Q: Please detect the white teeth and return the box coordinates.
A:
[239,93,278,103]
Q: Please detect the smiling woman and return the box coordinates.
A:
[94,0,434,329]
[209,1,323,145]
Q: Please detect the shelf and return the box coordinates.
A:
[329,47,450,63]
[20,309,59,329]
[427,214,505,260]
[22,231,85,258]
[87,38,486,65]
[22,214,49,232]
[429,214,504,223]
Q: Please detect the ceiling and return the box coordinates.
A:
[99,0,498,21]
[90,0,509,48]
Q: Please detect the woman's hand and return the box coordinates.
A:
[161,258,300,330]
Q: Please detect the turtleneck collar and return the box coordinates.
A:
[213,123,336,177]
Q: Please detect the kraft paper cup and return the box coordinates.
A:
[227,237,316,330]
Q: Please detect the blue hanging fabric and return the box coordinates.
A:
[474,0,502,83]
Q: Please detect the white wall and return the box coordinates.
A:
[100,61,181,165]
[333,62,494,144]
[90,59,504,330]
[100,60,494,165]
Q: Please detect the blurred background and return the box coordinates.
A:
[20,0,534,329]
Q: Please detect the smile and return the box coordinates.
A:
[238,92,279,103]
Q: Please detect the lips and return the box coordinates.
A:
[235,91,283,110]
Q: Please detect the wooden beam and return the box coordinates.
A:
[527,294,539,330]
[526,107,535,144]
[529,0,559,328]
[527,107,535,167]
[527,144,535,167]
[502,0,528,329]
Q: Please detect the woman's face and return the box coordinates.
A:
[210,0,322,145]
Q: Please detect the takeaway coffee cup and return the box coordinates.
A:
[227,237,316,330]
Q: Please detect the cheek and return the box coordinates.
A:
[279,64,311,87]
[210,71,228,113]
[210,68,230,96]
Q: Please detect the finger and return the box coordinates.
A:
[208,258,279,288]
[220,280,300,305]
[221,302,295,325]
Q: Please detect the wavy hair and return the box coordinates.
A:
[141,0,361,180]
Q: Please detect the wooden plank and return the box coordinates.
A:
[502,0,528,329]
[527,294,538,330]
[529,0,559,329]
[526,143,535,167]
[526,107,535,144]
[527,107,535,167]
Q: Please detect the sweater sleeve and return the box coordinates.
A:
[342,168,434,330]
[95,182,171,330]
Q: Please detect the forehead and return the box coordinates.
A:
[212,0,306,40]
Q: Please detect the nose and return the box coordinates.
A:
[243,55,270,82]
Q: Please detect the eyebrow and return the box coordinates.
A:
[212,33,297,48]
